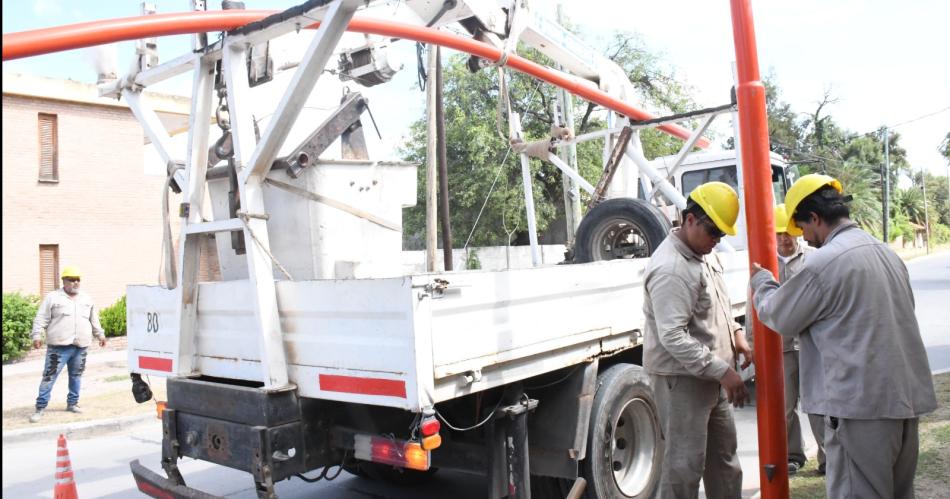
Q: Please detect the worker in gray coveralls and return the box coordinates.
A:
[643,181,753,499]
[751,174,936,498]
[772,203,823,476]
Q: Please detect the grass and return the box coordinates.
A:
[789,372,950,498]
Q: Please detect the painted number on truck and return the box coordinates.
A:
[146,312,160,333]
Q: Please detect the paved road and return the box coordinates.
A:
[1,419,487,498]
[906,251,950,372]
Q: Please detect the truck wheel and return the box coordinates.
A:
[582,364,662,499]
[574,198,670,262]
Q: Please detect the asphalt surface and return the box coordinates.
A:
[905,251,950,372]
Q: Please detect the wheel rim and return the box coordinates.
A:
[610,397,657,497]
[591,218,650,260]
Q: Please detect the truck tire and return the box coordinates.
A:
[574,198,671,262]
[581,364,662,499]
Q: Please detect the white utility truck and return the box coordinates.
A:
[90,1,796,498]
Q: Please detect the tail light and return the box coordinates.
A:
[353,435,430,471]
[420,415,442,450]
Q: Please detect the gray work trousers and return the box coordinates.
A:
[651,374,742,499]
[785,351,825,467]
[783,351,806,465]
[807,413,825,468]
[825,416,919,499]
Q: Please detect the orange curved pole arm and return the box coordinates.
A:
[2,10,709,147]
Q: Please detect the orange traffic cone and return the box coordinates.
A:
[54,433,79,499]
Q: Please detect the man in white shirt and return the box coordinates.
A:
[29,266,107,423]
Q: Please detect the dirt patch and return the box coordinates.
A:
[788,372,950,498]
[895,244,950,261]
[2,383,168,431]
[916,374,950,499]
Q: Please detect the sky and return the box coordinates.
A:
[3,0,949,179]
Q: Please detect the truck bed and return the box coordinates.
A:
[128,253,750,411]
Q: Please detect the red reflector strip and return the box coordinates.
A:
[139,356,173,372]
[319,374,406,398]
[136,480,175,499]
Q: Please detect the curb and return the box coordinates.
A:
[2,413,155,445]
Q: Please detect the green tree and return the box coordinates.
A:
[913,171,950,227]
[894,187,925,224]
[401,34,694,248]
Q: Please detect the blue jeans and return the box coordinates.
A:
[35,345,87,410]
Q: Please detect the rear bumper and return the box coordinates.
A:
[130,460,222,499]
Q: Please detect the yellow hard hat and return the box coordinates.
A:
[688,181,739,236]
[774,204,788,233]
[783,174,843,236]
[61,266,81,279]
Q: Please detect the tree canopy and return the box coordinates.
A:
[397,37,950,249]
[400,34,697,249]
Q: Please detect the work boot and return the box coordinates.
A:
[788,461,801,476]
[29,409,45,423]
[66,405,82,414]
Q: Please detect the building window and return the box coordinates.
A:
[38,113,58,182]
[39,244,59,296]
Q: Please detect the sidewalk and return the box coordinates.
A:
[1,338,166,444]
[729,395,822,498]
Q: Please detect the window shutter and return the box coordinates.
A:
[39,244,60,296]
[38,113,58,181]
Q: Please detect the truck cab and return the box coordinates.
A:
[656,150,799,251]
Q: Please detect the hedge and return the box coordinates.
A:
[2,292,39,361]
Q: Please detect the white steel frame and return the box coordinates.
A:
[112,0,735,385]
[107,0,362,389]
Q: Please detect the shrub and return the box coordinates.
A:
[465,249,481,270]
[99,295,127,337]
[3,292,39,361]
[931,223,950,245]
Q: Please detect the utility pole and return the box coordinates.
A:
[425,43,439,271]
[556,4,582,245]
[922,169,930,253]
[730,0,790,495]
[435,46,454,270]
[882,127,890,243]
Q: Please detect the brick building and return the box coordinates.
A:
[2,73,194,309]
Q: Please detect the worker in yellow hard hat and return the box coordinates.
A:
[642,181,752,498]
[750,175,936,497]
[28,265,107,424]
[779,174,844,247]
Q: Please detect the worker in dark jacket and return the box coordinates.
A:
[751,174,936,498]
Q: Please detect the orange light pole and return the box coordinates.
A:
[1,11,708,148]
[729,1,789,497]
